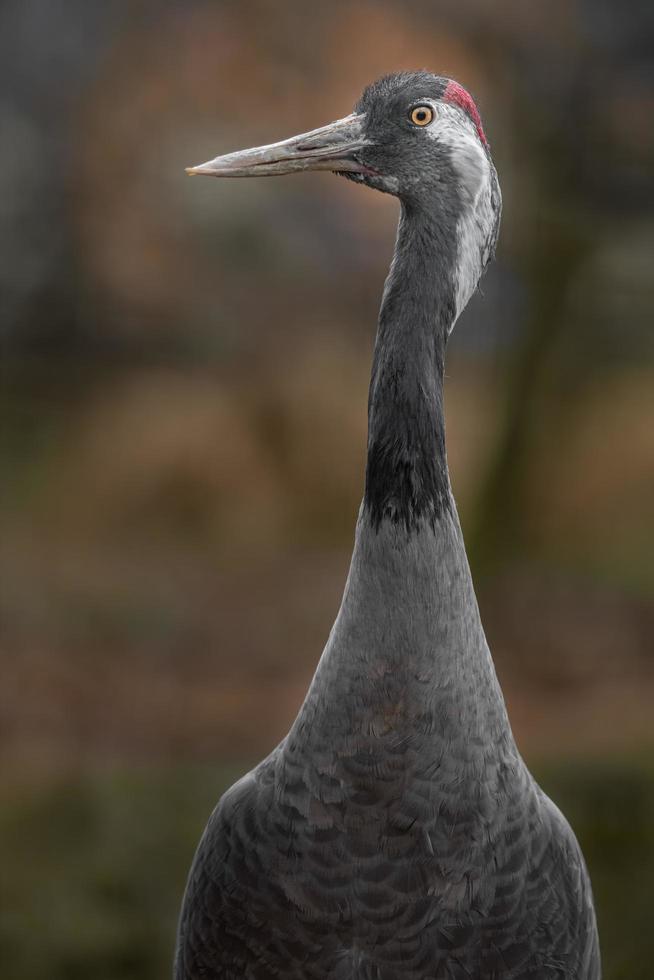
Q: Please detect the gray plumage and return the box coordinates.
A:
[176,72,600,979]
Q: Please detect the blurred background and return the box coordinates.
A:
[1,1,653,977]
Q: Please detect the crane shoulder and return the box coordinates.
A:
[173,759,284,979]
[513,785,601,978]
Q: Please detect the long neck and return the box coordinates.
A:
[286,202,516,765]
[364,203,456,531]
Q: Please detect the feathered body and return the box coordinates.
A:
[176,72,600,979]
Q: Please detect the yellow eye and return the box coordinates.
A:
[410,105,433,126]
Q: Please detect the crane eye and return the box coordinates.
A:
[410,105,433,126]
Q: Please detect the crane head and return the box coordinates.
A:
[187,71,501,309]
[187,71,493,201]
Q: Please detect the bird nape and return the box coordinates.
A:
[176,71,600,980]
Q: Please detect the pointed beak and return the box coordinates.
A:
[185,113,373,178]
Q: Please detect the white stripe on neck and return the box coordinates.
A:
[425,102,496,327]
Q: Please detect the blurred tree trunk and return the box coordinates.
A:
[470,209,591,574]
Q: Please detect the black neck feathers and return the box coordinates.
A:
[364,204,457,532]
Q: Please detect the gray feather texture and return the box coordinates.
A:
[175,72,600,980]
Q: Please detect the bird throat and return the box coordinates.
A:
[364,203,456,533]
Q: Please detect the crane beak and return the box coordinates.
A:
[185,113,373,178]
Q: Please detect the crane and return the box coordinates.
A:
[176,71,600,980]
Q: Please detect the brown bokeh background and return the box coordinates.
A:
[1,2,653,978]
